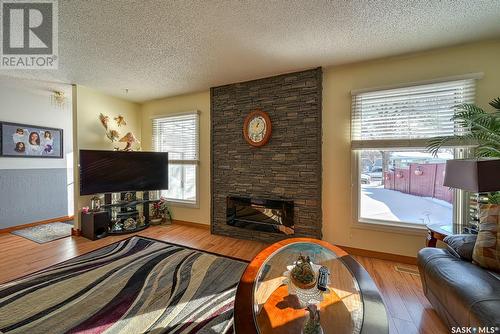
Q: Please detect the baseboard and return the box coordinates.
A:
[0,215,74,234]
[3,218,205,236]
[172,219,210,229]
[338,245,417,265]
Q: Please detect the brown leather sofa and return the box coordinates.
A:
[417,246,500,328]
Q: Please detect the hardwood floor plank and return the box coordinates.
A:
[355,256,414,322]
[388,316,400,334]
[393,317,420,334]
[0,223,447,333]
[407,274,449,334]
[353,255,448,334]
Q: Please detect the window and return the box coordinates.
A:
[352,78,476,227]
[153,112,199,206]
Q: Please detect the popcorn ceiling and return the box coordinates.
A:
[1,0,499,102]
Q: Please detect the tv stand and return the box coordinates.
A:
[81,191,162,240]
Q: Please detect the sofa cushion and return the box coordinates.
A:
[444,234,477,261]
[417,247,500,327]
[473,204,500,272]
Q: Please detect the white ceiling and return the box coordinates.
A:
[2,0,500,102]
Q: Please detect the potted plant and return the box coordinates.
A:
[427,97,500,204]
[427,97,500,158]
[151,197,172,225]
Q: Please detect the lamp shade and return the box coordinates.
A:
[443,159,500,192]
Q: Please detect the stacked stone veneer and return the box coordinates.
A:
[210,68,322,243]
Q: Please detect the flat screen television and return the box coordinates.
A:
[79,150,168,195]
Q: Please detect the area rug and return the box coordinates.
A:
[11,221,73,244]
[0,236,247,334]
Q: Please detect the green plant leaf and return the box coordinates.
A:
[489,97,500,111]
[428,98,500,158]
[488,192,500,204]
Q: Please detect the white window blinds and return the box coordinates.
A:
[152,112,199,163]
[351,79,475,149]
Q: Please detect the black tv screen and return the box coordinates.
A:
[79,150,168,195]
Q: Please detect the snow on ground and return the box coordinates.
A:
[361,185,452,225]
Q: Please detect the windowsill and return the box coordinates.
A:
[353,219,428,236]
[165,200,199,209]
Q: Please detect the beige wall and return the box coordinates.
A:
[140,91,211,225]
[322,39,500,256]
[73,85,141,228]
[139,39,500,256]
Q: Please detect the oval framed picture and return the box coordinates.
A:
[243,109,272,147]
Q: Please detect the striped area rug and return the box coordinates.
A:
[0,236,248,334]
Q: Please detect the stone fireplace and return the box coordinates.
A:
[211,68,322,243]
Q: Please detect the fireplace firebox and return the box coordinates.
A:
[226,196,294,235]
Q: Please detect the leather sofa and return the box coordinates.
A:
[417,247,500,328]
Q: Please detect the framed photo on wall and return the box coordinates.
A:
[0,122,64,158]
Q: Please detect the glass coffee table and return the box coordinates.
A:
[234,238,388,334]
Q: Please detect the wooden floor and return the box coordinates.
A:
[0,223,448,334]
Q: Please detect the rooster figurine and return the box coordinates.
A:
[291,254,316,289]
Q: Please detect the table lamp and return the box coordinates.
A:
[443,158,500,232]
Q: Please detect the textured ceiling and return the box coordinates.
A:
[2,0,500,102]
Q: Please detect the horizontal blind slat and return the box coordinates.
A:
[351,79,476,142]
[152,112,199,161]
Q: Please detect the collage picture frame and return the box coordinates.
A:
[0,121,64,159]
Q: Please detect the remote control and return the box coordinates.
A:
[317,266,329,291]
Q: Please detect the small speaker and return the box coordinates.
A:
[81,211,110,240]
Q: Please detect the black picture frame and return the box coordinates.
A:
[0,121,64,159]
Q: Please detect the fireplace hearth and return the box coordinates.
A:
[226,196,294,235]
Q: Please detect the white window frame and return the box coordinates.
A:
[152,111,200,208]
[350,75,480,231]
